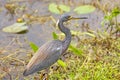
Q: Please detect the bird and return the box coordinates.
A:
[23,14,87,76]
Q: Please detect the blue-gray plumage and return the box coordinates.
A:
[23,14,87,76]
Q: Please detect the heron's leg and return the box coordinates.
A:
[40,68,49,80]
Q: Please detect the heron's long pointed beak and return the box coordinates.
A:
[70,17,87,20]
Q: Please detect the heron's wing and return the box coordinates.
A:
[24,40,62,76]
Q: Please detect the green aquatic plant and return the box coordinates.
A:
[69,44,83,56]
[48,3,70,14]
[48,3,96,15]
[29,42,39,52]
[2,22,28,34]
[52,32,59,40]
[74,5,96,14]
[101,7,120,37]
[57,59,67,68]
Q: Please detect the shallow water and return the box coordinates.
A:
[0,0,120,47]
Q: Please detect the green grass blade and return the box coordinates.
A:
[29,42,39,52]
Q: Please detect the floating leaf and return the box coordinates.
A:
[48,3,60,14]
[69,44,83,56]
[29,42,39,52]
[52,32,58,40]
[74,5,96,14]
[57,60,67,67]
[59,4,70,12]
[2,22,28,33]
[48,3,70,14]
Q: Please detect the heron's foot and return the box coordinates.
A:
[40,72,49,80]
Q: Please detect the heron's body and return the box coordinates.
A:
[23,14,87,76]
[23,40,63,76]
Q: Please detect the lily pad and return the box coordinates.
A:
[48,3,70,14]
[48,3,60,14]
[59,4,70,12]
[2,22,28,33]
[74,5,96,14]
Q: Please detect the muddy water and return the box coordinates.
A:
[0,0,120,80]
[0,0,53,47]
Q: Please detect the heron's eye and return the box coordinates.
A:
[68,16,72,20]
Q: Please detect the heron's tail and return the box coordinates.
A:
[23,69,29,76]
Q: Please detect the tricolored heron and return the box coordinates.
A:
[23,14,87,76]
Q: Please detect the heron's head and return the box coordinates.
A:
[60,14,72,22]
[59,14,87,22]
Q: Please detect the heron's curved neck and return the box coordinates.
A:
[58,20,71,52]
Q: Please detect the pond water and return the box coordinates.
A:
[0,0,120,47]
